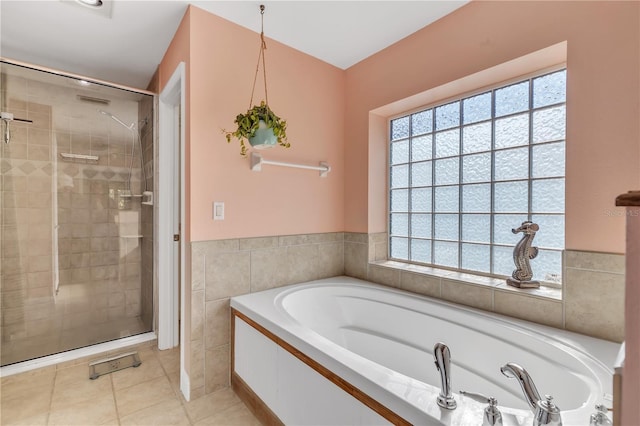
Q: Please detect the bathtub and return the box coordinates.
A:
[230,276,619,425]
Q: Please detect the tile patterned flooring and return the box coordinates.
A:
[0,347,261,426]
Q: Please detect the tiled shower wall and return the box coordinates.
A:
[54,115,143,328]
[189,233,344,399]
[0,72,150,365]
[1,100,57,358]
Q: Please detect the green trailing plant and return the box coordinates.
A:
[224,101,290,157]
[224,6,290,157]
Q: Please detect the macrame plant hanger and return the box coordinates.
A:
[223,3,289,156]
[249,4,269,109]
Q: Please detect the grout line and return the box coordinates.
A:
[46,368,57,425]
[491,287,495,311]
[202,251,207,295]
[565,266,625,275]
[157,349,194,425]
[562,285,567,329]
[113,351,179,423]
[249,247,253,294]
[204,399,248,423]
[110,371,122,425]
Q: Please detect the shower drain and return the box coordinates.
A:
[89,351,141,380]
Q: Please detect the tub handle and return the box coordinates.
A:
[460,391,503,426]
[589,405,612,426]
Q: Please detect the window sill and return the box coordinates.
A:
[369,260,562,301]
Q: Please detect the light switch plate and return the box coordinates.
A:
[213,202,224,220]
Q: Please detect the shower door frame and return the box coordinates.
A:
[0,57,160,376]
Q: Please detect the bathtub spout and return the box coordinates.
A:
[501,363,562,426]
[433,342,456,410]
[500,363,541,411]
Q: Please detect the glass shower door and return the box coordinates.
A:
[1,60,154,366]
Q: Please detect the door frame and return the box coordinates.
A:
[158,62,188,398]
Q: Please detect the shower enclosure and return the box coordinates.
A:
[0,60,155,366]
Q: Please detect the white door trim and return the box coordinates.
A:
[158,62,188,400]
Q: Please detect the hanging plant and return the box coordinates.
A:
[224,101,290,157]
[223,5,291,157]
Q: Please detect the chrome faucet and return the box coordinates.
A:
[589,405,612,426]
[460,391,503,426]
[433,342,456,409]
[500,363,562,426]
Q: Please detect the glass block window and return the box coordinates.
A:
[389,69,566,284]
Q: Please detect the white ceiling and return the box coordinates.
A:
[0,1,468,89]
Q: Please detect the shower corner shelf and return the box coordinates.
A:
[141,191,153,206]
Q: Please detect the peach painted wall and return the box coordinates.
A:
[185,6,344,242]
[157,6,192,242]
[344,1,640,254]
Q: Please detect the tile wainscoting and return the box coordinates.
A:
[189,231,623,398]
[189,233,344,399]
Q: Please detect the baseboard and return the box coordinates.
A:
[180,366,190,401]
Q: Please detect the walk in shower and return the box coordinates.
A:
[0,60,155,367]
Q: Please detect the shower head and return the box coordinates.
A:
[98,109,135,130]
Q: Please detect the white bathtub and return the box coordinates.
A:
[231,276,619,425]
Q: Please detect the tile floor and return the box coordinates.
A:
[0,346,261,426]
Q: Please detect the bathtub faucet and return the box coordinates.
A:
[433,342,456,410]
[500,363,562,426]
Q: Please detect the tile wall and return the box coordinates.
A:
[1,100,58,362]
[0,71,151,365]
[345,232,625,342]
[189,233,344,399]
[54,105,146,339]
[564,251,625,341]
[191,230,624,398]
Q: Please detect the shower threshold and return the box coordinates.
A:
[0,332,156,378]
